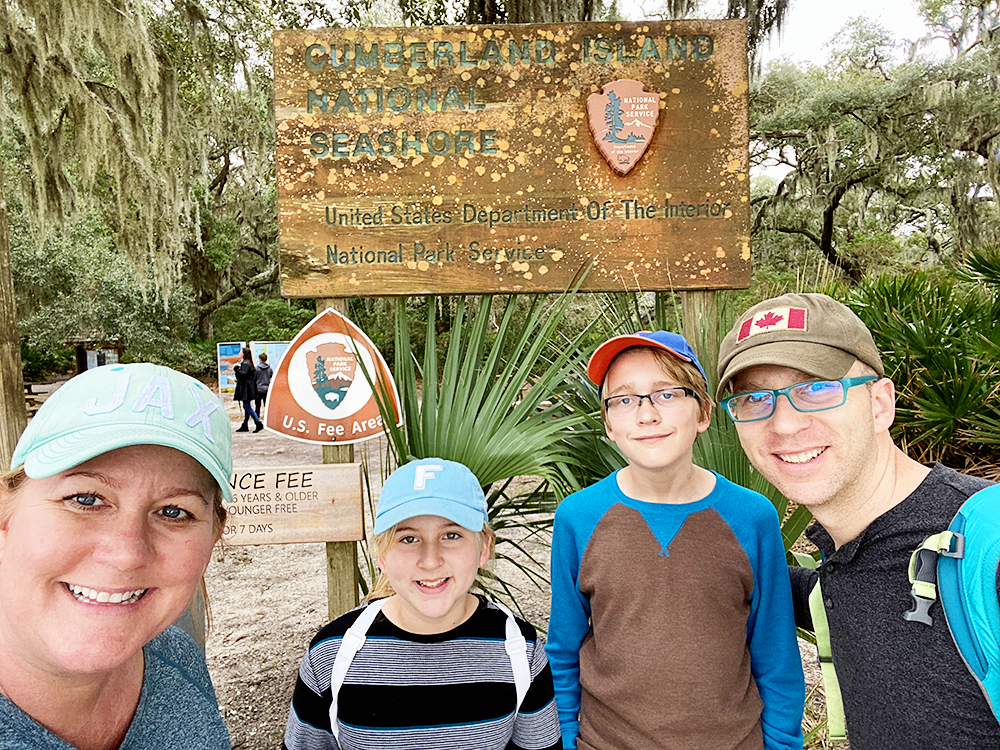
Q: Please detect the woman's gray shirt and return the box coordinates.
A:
[0,626,230,749]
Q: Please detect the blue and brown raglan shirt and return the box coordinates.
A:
[547,471,804,750]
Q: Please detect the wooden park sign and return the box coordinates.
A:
[274,20,750,296]
[223,463,364,546]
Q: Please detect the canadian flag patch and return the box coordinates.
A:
[737,307,807,342]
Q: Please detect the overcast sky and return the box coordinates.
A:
[758,0,933,64]
[623,0,935,65]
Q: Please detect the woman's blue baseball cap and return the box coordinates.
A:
[374,458,488,535]
[11,363,234,502]
[587,330,709,389]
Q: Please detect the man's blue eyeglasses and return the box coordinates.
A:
[720,376,878,423]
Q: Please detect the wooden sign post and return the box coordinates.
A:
[317,297,361,621]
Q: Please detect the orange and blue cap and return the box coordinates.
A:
[587,331,708,390]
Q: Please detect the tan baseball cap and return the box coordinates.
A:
[716,293,884,400]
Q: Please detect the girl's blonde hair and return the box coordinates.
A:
[364,522,497,603]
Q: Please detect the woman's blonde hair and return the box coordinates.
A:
[364,522,496,603]
[0,467,28,526]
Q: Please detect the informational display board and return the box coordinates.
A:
[85,348,120,370]
[217,342,243,394]
[250,341,291,368]
[224,463,364,545]
[275,20,749,297]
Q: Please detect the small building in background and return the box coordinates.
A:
[68,337,123,373]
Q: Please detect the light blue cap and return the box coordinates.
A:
[11,363,233,503]
[374,458,488,535]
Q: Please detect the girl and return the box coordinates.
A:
[282,457,562,750]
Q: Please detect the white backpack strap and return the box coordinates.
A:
[329,599,387,743]
[492,601,531,717]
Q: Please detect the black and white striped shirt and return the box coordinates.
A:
[283,596,562,750]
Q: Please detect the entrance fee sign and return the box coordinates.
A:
[274,20,749,296]
[224,463,364,545]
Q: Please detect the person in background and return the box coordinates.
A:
[233,346,261,434]
[283,457,562,750]
[547,331,804,750]
[0,362,232,750]
[254,352,272,421]
[716,292,998,750]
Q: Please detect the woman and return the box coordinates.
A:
[233,346,262,433]
[0,363,232,750]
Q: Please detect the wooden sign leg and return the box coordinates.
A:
[680,290,719,389]
[318,298,360,620]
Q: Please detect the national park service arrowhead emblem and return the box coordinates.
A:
[587,80,660,175]
[264,308,401,445]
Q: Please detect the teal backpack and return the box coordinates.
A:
[809,483,1000,740]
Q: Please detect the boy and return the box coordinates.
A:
[547,331,804,750]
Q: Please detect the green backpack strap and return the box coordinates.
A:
[903,531,960,625]
[809,578,848,742]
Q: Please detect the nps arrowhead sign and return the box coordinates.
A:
[263,309,401,444]
[587,79,660,175]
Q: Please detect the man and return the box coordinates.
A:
[716,292,997,750]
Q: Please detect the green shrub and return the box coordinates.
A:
[19,342,74,382]
[211,297,316,344]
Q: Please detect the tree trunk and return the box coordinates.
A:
[0,161,26,468]
[466,0,593,23]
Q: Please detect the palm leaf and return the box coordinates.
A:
[358,291,594,610]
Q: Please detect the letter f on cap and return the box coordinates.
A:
[414,464,444,490]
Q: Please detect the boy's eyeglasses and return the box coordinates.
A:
[720,376,878,423]
[604,387,697,416]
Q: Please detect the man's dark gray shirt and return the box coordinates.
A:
[790,463,998,750]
